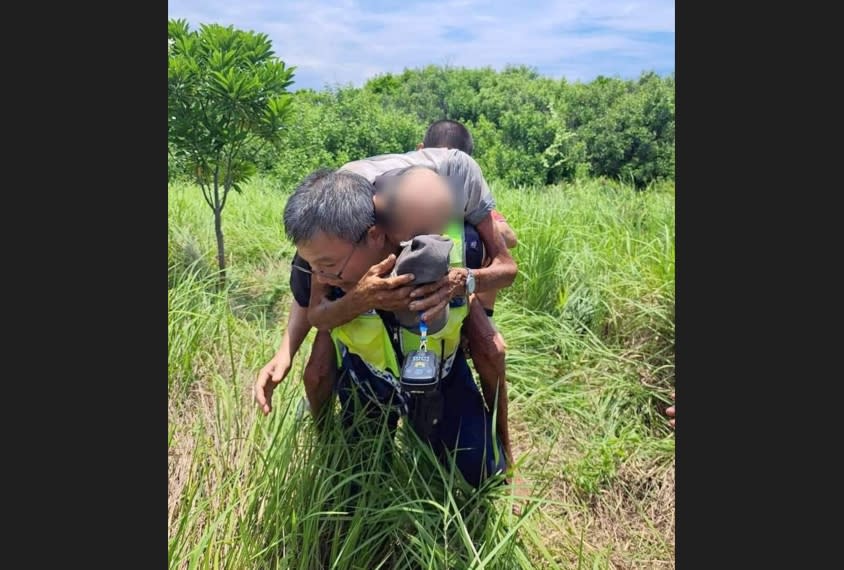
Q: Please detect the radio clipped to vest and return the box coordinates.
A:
[399,320,440,395]
[401,318,444,439]
[375,309,445,439]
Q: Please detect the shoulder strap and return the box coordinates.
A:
[375,309,404,363]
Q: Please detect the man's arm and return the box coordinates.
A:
[408,213,517,322]
[447,151,518,292]
[278,300,312,364]
[306,255,417,331]
[491,210,517,249]
[254,300,312,415]
[307,276,363,332]
[471,213,517,292]
[498,220,518,249]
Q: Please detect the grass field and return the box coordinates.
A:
[168,174,675,569]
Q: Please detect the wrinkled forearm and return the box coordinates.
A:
[498,222,518,249]
[279,300,312,359]
[306,284,369,332]
[473,214,517,293]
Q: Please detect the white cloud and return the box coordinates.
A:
[168,0,674,89]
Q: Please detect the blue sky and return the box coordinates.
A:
[168,0,674,91]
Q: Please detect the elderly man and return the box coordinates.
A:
[256,145,518,469]
[279,168,508,488]
[416,119,518,466]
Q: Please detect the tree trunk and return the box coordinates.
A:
[212,169,226,291]
[214,206,226,290]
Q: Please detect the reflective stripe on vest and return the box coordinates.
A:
[330,218,468,379]
[330,310,402,382]
[445,219,464,267]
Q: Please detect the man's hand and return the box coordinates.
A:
[407,268,467,323]
[666,391,675,429]
[254,351,292,415]
[350,254,417,312]
[307,255,416,331]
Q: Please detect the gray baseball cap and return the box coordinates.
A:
[391,234,453,334]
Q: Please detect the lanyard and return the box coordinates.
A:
[418,313,428,352]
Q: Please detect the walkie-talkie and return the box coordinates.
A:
[400,350,439,393]
[399,319,439,395]
[400,318,443,440]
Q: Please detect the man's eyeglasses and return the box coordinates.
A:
[292,227,369,281]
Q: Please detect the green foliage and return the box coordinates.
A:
[263,88,423,193]
[251,65,674,189]
[168,19,295,192]
[168,19,297,276]
[563,73,675,187]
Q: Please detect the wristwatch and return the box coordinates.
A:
[465,268,476,295]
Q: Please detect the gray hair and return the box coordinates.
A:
[283,168,375,245]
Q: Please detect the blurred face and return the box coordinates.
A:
[385,202,451,244]
[377,171,454,245]
[295,226,386,291]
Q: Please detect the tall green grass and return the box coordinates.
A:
[168,174,675,569]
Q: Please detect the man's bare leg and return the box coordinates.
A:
[464,297,513,470]
[303,330,338,426]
